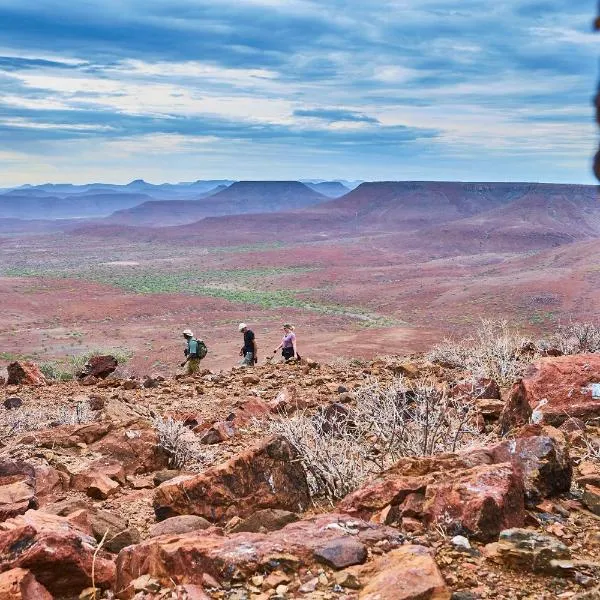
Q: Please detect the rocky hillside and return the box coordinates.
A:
[1,328,600,599]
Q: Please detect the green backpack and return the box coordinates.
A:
[190,338,208,359]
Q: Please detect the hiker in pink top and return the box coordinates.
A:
[273,323,300,361]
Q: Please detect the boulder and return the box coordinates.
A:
[116,513,402,595]
[0,462,36,522]
[6,362,46,386]
[153,436,310,523]
[421,463,524,541]
[339,453,525,542]
[90,421,169,475]
[0,510,115,596]
[358,546,450,600]
[0,568,52,600]
[148,515,212,538]
[485,528,571,574]
[487,425,572,503]
[502,354,600,428]
[340,425,569,538]
[78,355,118,380]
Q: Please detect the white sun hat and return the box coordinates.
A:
[182,329,194,336]
[238,323,247,331]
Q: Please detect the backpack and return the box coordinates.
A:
[190,338,208,360]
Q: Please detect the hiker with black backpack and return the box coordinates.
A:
[180,329,207,375]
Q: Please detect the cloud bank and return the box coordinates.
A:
[0,0,596,184]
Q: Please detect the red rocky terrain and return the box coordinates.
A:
[1,338,600,599]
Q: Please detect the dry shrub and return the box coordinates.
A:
[427,320,530,387]
[583,434,600,463]
[0,401,95,442]
[152,416,192,469]
[270,376,482,502]
[551,322,600,355]
[426,340,470,369]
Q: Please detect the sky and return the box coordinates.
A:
[0,0,597,185]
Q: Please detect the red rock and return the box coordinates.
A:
[86,458,127,485]
[121,379,139,390]
[583,485,600,516]
[78,355,118,379]
[21,422,113,448]
[498,380,532,435]
[148,515,212,538]
[6,362,46,386]
[199,421,235,445]
[577,461,600,488]
[230,509,299,533]
[268,387,308,414]
[453,378,501,400]
[90,420,169,475]
[231,398,271,426]
[559,417,587,433]
[153,436,310,523]
[487,425,572,503]
[0,462,36,522]
[313,538,368,569]
[0,510,115,596]
[339,451,525,541]
[358,545,450,600]
[116,513,401,594]
[0,568,52,600]
[32,465,69,507]
[422,463,525,541]
[70,470,120,499]
[242,374,260,385]
[503,354,600,427]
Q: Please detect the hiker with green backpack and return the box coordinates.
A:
[180,329,207,375]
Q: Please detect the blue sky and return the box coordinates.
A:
[0,0,597,185]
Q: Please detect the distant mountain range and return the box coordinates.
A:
[104,181,329,227]
[0,179,350,221]
[69,181,598,257]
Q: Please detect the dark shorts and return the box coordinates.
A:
[282,347,295,360]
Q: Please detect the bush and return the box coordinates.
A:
[551,322,600,355]
[426,339,470,369]
[270,376,482,502]
[152,417,192,469]
[39,361,74,381]
[427,320,529,387]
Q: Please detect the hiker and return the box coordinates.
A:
[180,329,207,374]
[273,323,300,361]
[239,323,258,366]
